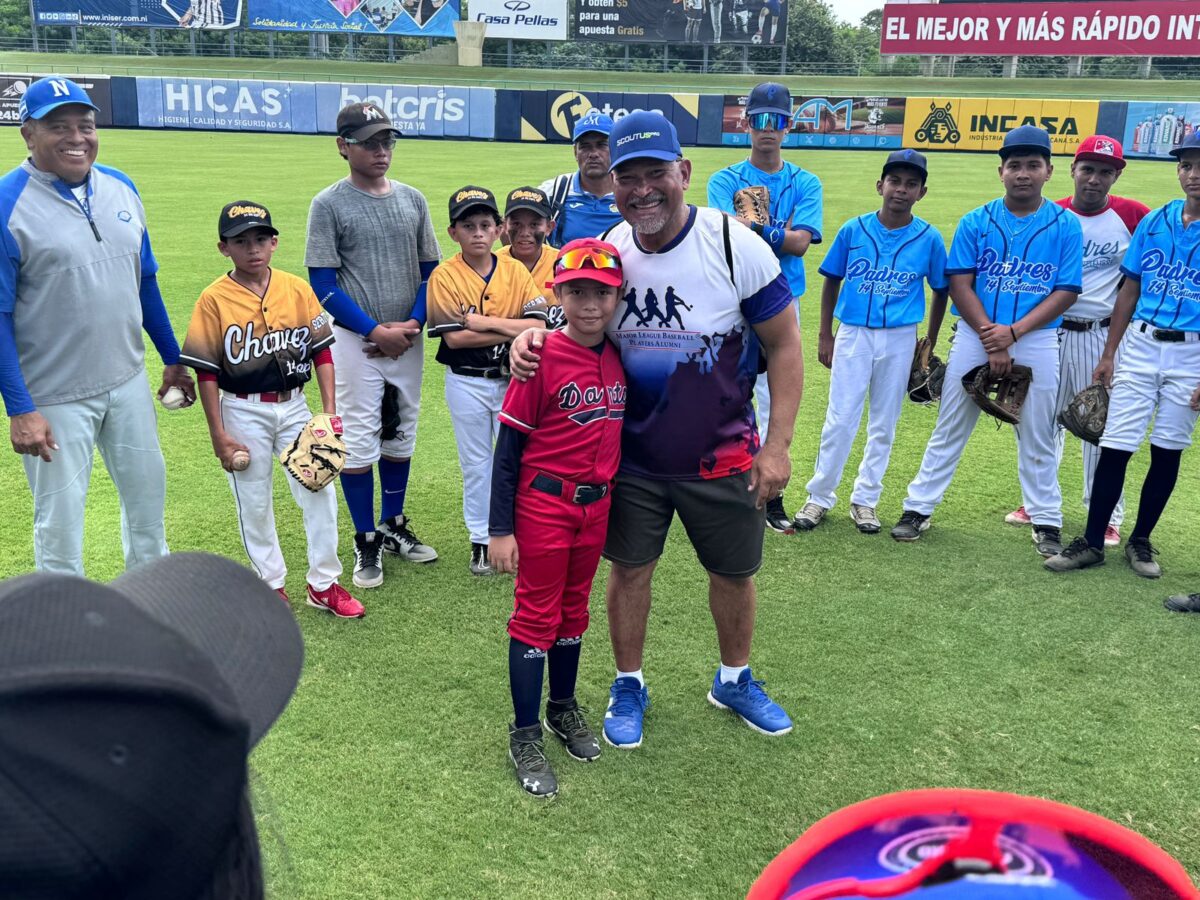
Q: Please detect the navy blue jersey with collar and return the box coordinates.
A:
[818,213,948,329]
[946,198,1083,329]
[1120,199,1200,332]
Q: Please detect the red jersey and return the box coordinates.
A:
[498,331,626,484]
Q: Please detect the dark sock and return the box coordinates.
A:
[378,458,411,522]
[548,636,583,705]
[1130,444,1182,541]
[339,470,376,534]
[508,638,545,729]
[1084,448,1133,549]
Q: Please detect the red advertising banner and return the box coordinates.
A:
[881,2,1200,56]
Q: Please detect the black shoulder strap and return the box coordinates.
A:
[548,173,571,222]
[721,213,736,288]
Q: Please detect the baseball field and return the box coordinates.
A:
[1,128,1198,897]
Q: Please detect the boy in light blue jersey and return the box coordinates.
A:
[892,126,1083,558]
[793,150,948,535]
[1048,132,1200,588]
[707,81,823,532]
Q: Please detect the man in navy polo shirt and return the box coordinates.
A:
[539,110,624,247]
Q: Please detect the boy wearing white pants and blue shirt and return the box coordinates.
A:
[793,150,948,535]
[891,126,1084,558]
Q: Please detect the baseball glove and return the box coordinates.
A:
[962,364,1033,426]
[733,186,771,226]
[908,336,946,404]
[1058,382,1109,445]
[279,414,346,492]
[381,384,401,442]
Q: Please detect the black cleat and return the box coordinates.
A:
[544,698,601,763]
[509,723,557,799]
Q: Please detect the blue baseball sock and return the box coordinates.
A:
[378,457,411,522]
[509,638,546,729]
[339,470,377,534]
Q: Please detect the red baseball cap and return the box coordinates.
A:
[1074,134,1126,170]
[550,238,624,289]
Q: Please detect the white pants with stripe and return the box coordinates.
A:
[220,392,342,591]
[22,369,167,575]
[904,324,1063,527]
[806,323,915,510]
[1101,324,1200,452]
[332,324,423,467]
[444,371,507,544]
[754,297,801,445]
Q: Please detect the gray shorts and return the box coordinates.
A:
[603,471,765,578]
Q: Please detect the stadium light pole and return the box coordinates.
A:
[28,0,39,52]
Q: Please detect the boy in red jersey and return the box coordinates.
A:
[489,238,627,800]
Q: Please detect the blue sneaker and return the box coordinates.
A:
[707,668,792,736]
[603,676,649,749]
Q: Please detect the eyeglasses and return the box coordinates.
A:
[555,247,621,273]
[342,136,397,151]
[747,112,791,132]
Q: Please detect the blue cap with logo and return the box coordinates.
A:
[608,110,682,172]
[999,124,1053,159]
[1168,131,1200,158]
[18,75,99,123]
[881,148,929,182]
[572,109,614,142]
[746,82,793,118]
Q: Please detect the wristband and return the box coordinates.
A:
[1010,325,1018,343]
[763,224,786,253]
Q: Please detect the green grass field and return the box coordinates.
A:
[2,130,1199,897]
[4,49,1200,99]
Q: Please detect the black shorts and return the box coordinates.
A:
[602,471,765,578]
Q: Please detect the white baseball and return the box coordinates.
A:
[160,386,188,410]
[230,450,251,472]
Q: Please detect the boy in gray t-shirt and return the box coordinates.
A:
[305,101,442,590]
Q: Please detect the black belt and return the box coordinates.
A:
[450,366,505,379]
[1137,321,1198,343]
[1060,316,1111,332]
[531,473,609,505]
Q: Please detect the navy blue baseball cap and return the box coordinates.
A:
[572,109,614,142]
[882,148,929,182]
[746,82,793,117]
[1168,131,1200,158]
[999,124,1053,159]
[608,111,682,172]
[19,75,99,123]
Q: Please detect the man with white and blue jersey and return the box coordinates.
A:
[793,150,948,536]
[1047,132,1200,589]
[0,76,194,574]
[891,126,1083,558]
[539,110,623,248]
[708,81,823,532]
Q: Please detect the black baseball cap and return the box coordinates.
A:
[746,82,792,117]
[449,185,500,223]
[0,553,303,900]
[336,101,399,141]
[881,148,929,182]
[1000,124,1053,160]
[218,200,278,239]
[504,186,552,218]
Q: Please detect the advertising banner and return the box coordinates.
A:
[881,2,1200,57]
[469,0,566,40]
[248,0,459,36]
[901,97,1099,155]
[1,74,113,126]
[721,93,904,149]
[575,0,786,46]
[33,0,241,29]
[517,89,701,145]
[1122,101,1200,159]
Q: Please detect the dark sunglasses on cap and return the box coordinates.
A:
[555,247,621,274]
[748,112,791,132]
[343,135,397,151]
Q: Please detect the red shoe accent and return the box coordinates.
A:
[1004,506,1031,526]
[306,582,366,619]
[276,587,290,604]
[1104,525,1121,548]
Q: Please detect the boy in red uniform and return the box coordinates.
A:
[489,238,627,799]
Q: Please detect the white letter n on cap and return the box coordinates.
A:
[50,79,71,97]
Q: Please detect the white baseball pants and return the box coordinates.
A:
[331,324,424,467]
[220,392,342,591]
[22,370,168,575]
[444,371,507,544]
[1101,324,1200,453]
[806,323,915,510]
[754,298,800,444]
[904,324,1063,527]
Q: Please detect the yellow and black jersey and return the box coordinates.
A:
[180,268,335,394]
[427,253,548,372]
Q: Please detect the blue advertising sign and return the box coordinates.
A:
[137,77,318,132]
[247,0,459,36]
[33,0,241,28]
[314,83,491,138]
[1123,100,1200,159]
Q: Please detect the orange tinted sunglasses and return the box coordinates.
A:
[555,247,621,273]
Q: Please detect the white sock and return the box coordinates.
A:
[720,663,749,684]
[616,669,644,687]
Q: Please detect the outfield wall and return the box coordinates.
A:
[0,71,1188,159]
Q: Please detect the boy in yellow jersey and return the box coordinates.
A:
[427,186,551,574]
[179,201,364,619]
[499,186,561,321]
